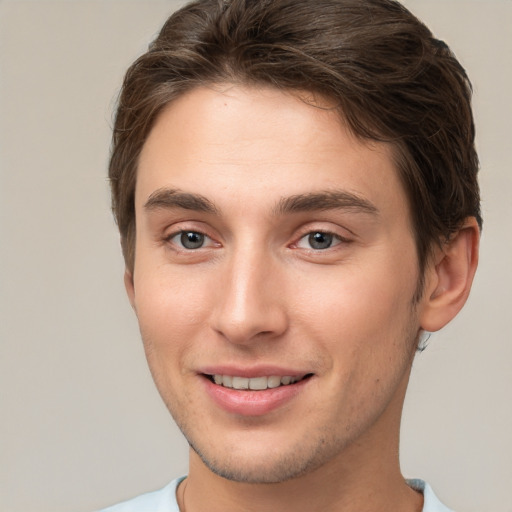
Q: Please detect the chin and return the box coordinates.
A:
[193,446,312,483]
[186,430,341,484]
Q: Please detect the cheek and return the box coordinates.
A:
[302,265,418,425]
[135,261,211,322]
[299,258,415,323]
[132,268,213,367]
[293,253,419,367]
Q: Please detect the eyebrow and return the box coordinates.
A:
[143,187,378,217]
[274,190,379,216]
[144,188,218,214]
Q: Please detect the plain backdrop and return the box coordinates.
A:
[0,1,510,511]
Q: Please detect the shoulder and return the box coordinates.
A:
[95,477,184,512]
[407,479,455,512]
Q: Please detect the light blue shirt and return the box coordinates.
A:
[98,476,453,512]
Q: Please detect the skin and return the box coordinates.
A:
[126,84,479,512]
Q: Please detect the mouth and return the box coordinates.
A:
[205,373,313,390]
[201,370,314,416]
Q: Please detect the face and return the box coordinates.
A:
[128,84,425,483]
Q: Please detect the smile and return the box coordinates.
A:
[209,374,310,390]
[202,372,313,415]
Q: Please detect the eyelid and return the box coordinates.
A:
[291,223,353,247]
[169,230,212,244]
[294,231,347,250]
[163,224,221,251]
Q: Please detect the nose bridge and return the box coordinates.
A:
[211,241,287,344]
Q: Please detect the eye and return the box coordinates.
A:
[169,230,208,250]
[296,231,342,250]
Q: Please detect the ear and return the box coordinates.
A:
[124,268,136,312]
[419,217,480,332]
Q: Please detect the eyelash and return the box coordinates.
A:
[164,228,351,252]
[294,230,350,251]
[165,230,217,251]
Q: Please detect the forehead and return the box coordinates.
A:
[136,84,406,218]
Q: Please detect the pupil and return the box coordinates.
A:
[181,231,204,249]
[309,232,333,250]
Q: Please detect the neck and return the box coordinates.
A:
[181,454,421,512]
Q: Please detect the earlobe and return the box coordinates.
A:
[420,217,480,332]
[124,269,136,312]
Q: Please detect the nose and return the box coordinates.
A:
[210,248,288,345]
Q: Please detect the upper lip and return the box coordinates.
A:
[198,365,312,379]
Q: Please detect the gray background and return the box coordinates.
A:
[0,1,510,511]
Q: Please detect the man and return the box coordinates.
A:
[100,0,481,510]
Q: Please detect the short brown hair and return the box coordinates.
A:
[109,0,481,291]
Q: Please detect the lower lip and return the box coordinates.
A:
[203,376,310,416]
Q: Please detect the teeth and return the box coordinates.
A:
[212,375,303,390]
[267,376,281,388]
[249,376,267,390]
[232,376,249,390]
